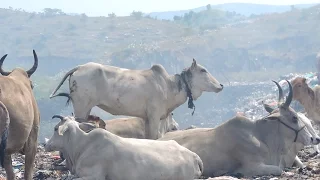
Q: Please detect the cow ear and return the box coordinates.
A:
[191,58,197,69]
[302,78,306,83]
[58,124,69,136]
[263,102,275,113]
[98,119,106,129]
[266,115,279,121]
[79,122,98,133]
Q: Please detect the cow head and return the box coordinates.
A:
[291,77,314,102]
[262,80,318,147]
[87,114,106,129]
[0,50,38,89]
[182,59,223,100]
[160,112,179,134]
[168,113,179,131]
[44,115,96,152]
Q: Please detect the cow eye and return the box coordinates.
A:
[201,69,207,73]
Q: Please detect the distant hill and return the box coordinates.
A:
[147,3,317,20]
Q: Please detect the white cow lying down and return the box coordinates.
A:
[158,80,320,177]
[263,103,320,168]
[86,113,179,139]
[49,59,223,139]
[45,115,203,180]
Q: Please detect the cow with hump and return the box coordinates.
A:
[44,115,203,180]
[0,50,40,180]
[49,59,223,139]
[158,80,320,177]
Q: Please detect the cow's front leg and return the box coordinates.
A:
[293,156,305,168]
[236,163,282,176]
[73,177,103,180]
[4,154,15,180]
[145,113,160,140]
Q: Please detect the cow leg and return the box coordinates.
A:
[237,163,282,176]
[3,154,15,180]
[73,176,103,180]
[72,100,93,122]
[293,156,305,168]
[24,126,38,180]
[146,114,160,140]
[313,144,319,153]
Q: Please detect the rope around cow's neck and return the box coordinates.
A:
[180,70,196,116]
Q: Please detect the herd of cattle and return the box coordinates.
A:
[0,50,320,180]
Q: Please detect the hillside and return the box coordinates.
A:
[1,5,320,141]
[147,3,317,20]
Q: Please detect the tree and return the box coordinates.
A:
[108,12,116,18]
[130,11,143,19]
[206,4,212,11]
[173,15,182,21]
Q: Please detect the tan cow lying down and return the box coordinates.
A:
[86,113,179,138]
[49,59,223,139]
[45,115,203,180]
[158,80,320,177]
[0,50,40,180]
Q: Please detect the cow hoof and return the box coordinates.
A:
[309,151,319,158]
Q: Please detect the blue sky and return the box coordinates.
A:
[1,0,320,16]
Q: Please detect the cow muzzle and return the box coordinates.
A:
[311,137,320,145]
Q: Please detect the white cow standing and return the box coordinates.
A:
[45,115,203,180]
[49,59,223,139]
[158,80,320,177]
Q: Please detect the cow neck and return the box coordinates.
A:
[180,69,196,115]
[297,92,315,113]
[253,119,286,165]
[63,126,86,172]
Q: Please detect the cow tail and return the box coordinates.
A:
[0,101,9,168]
[50,92,72,106]
[49,67,79,98]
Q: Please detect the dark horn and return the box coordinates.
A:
[284,80,293,108]
[272,80,284,105]
[26,50,38,77]
[52,115,64,121]
[0,54,11,76]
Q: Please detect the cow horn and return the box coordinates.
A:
[284,80,293,108]
[0,54,11,76]
[52,115,64,121]
[26,50,38,77]
[272,80,284,106]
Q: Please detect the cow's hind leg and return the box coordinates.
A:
[24,126,39,180]
[4,154,15,180]
[71,96,94,122]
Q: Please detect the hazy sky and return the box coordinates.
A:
[1,0,320,16]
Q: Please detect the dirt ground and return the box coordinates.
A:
[0,143,319,180]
